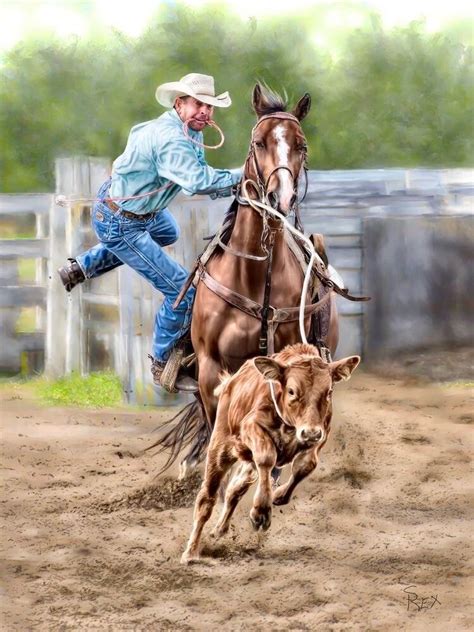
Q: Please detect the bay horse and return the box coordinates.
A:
[151,84,340,475]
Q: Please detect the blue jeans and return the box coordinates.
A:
[76,180,195,362]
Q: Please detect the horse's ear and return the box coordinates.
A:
[292,93,311,121]
[252,83,263,117]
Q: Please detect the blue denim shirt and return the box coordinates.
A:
[109,109,242,214]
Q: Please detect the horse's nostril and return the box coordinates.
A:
[268,192,279,207]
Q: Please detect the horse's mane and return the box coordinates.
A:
[254,83,288,117]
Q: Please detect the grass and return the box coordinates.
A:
[34,372,124,407]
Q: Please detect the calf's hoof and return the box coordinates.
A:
[272,486,290,506]
[250,506,272,532]
[180,551,199,565]
[210,525,228,540]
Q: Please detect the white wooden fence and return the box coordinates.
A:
[0,193,50,373]
[1,157,472,404]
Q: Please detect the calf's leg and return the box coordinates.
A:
[181,444,234,564]
[243,422,277,531]
[211,462,257,538]
[272,447,319,506]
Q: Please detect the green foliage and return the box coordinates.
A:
[35,372,123,407]
[0,3,472,192]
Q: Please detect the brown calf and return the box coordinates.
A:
[181,343,360,564]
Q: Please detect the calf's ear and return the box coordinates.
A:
[330,356,360,383]
[254,357,284,382]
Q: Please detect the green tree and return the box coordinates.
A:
[0,4,472,192]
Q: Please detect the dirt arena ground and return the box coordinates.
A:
[1,348,473,631]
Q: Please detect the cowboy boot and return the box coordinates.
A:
[149,355,199,393]
[57,258,86,292]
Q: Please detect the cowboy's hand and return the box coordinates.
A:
[197,186,234,199]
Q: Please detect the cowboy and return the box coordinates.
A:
[58,73,242,392]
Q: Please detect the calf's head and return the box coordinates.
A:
[254,354,360,445]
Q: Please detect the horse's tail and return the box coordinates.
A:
[145,396,210,477]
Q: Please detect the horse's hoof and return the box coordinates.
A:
[178,458,197,480]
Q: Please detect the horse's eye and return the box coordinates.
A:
[298,144,307,152]
[287,387,296,397]
[255,141,265,149]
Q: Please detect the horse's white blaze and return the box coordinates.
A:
[273,124,293,210]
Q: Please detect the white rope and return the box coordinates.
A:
[55,182,174,208]
[182,119,225,149]
[269,381,292,427]
[55,119,224,208]
[241,179,327,345]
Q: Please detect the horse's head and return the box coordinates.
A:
[246,83,311,214]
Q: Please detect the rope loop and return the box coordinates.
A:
[182,119,225,149]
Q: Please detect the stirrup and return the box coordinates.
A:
[160,345,186,393]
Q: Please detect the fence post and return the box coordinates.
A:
[45,156,110,377]
[118,265,136,403]
[35,212,48,333]
[45,192,68,377]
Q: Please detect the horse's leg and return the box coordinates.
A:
[211,462,257,539]
[198,355,221,424]
[325,293,339,357]
[177,395,208,480]
[181,442,235,564]
[272,444,323,506]
[178,355,221,478]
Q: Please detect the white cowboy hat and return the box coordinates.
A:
[155,73,232,108]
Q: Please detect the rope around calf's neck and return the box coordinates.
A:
[269,381,293,428]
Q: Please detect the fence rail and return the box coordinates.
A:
[1,158,472,402]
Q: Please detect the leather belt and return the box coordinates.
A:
[104,199,155,221]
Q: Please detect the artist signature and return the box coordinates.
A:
[401,584,441,612]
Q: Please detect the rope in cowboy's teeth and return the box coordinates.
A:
[241,179,328,347]
[55,120,225,207]
[182,118,225,149]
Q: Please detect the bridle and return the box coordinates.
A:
[243,112,309,212]
[224,111,308,262]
